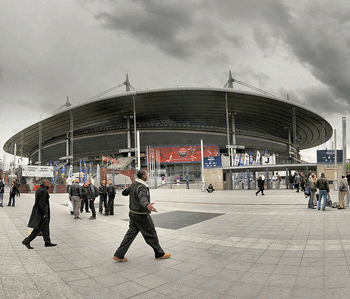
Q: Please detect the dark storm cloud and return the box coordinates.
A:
[94,0,196,59]
[232,1,350,115]
[281,4,350,105]
[206,0,350,114]
[94,0,238,62]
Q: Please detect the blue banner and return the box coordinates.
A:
[204,156,222,168]
[89,162,92,180]
[61,163,65,177]
[79,159,83,183]
[317,150,343,163]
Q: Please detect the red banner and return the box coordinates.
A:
[147,145,219,163]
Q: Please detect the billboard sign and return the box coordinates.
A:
[22,165,54,177]
[317,150,343,163]
[204,156,222,168]
[147,145,219,163]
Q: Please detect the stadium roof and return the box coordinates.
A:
[4,87,332,159]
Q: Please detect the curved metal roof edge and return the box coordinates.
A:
[3,87,333,154]
[20,87,332,131]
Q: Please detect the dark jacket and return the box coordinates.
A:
[257,177,264,188]
[122,178,150,214]
[84,183,97,200]
[27,183,50,229]
[10,184,17,196]
[107,184,116,199]
[81,185,89,200]
[315,177,330,192]
[99,184,107,198]
[0,181,4,193]
[69,182,82,198]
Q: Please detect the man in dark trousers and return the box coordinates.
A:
[255,174,265,196]
[22,178,57,249]
[106,179,116,215]
[80,182,90,213]
[113,169,171,262]
[87,179,98,220]
[99,179,108,215]
[0,177,4,207]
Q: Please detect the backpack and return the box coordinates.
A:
[332,202,339,208]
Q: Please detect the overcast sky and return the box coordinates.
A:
[1,0,349,167]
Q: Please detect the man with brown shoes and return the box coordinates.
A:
[113,169,170,262]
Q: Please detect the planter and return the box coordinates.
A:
[56,185,66,193]
[20,184,28,193]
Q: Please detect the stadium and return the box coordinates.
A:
[3,74,333,189]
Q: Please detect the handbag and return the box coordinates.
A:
[326,194,332,207]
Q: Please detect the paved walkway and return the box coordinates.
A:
[0,187,349,298]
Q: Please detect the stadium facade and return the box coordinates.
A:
[4,83,333,188]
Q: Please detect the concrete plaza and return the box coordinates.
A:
[0,187,349,298]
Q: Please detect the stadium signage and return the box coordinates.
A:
[226,145,245,149]
[317,150,343,163]
[147,145,219,163]
[22,166,54,177]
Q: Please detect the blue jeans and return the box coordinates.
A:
[318,190,327,210]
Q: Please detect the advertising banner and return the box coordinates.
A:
[204,156,222,168]
[147,145,219,164]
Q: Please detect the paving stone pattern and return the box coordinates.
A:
[0,187,349,298]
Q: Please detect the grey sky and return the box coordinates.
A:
[1,0,349,164]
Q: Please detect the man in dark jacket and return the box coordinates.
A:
[22,179,57,249]
[113,170,170,262]
[69,178,83,219]
[255,174,265,196]
[106,179,116,215]
[86,179,98,219]
[99,180,108,215]
[0,178,4,207]
[80,182,90,213]
[315,172,330,211]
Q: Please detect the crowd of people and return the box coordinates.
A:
[20,170,171,262]
[254,171,350,211]
[68,178,116,220]
[293,171,350,211]
[0,178,20,207]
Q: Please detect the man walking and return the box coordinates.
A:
[294,172,301,193]
[255,174,265,196]
[22,179,57,249]
[0,178,4,207]
[316,172,330,211]
[69,178,83,219]
[107,179,116,215]
[113,169,170,262]
[99,179,108,215]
